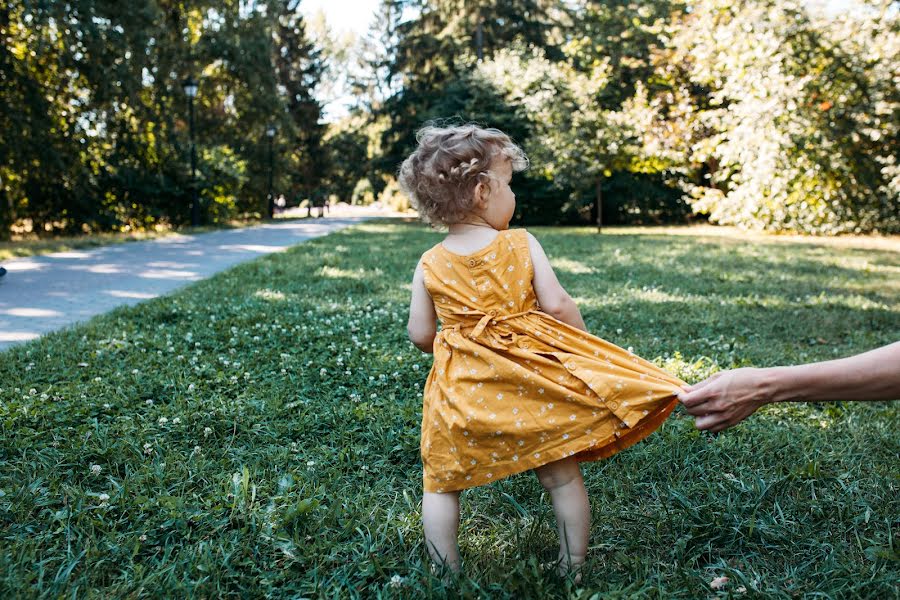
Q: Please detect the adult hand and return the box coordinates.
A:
[677,368,772,432]
[678,342,900,433]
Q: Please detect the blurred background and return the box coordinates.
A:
[1,0,897,238]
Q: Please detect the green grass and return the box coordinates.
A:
[1,221,898,598]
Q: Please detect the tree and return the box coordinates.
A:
[374,0,568,182]
[0,0,327,234]
[662,0,899,233]
[272,0,327,212]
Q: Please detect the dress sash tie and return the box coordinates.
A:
[441,308,541,343]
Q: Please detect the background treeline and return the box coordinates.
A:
[1,0,326,237]
[2,0,898,237]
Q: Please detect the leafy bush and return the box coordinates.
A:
[199,146,248,223]
[378,178,410,212]
[351,178,375,205]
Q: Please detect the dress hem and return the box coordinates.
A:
[422,396,678,493]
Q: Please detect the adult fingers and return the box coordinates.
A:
[678,386,716,408]
[680,371,724,394]
[693,412,721,431]
[681,398,715,415]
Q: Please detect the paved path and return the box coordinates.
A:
[0,209,402,350]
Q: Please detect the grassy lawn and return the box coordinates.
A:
[2,221,898,598]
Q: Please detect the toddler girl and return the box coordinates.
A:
[399,124,685,581]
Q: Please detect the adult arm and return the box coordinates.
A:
[407,260,438,353]
[679,341,900,432]
[527,232,587,332]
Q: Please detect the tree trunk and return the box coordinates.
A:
[595,176,603,234]
[0,185,11,241]
[707,156,720,190]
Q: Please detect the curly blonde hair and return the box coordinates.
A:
[397,123,529,227]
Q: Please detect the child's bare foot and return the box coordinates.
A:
[429,561,460,584]
[541,558,584,584]
[563,562,583,585]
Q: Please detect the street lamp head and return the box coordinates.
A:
[182,76,199,99]
[266,125,277,138]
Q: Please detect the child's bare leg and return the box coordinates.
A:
[534,457,589,580]
[422,490,462,572]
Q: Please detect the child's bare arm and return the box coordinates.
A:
[527,233,587,332]
[408,260,438,353]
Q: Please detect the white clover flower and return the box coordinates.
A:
[172,417,181,424]
[188,384,195,392]
[307,460,315,467]
[139,534,147,542]
[204,427,213,437]
[143,443,153,455]
[389,574,405,588]
[146,399,154,406]
[413,364,420,371]
[90,464,102,475]
[158,417,168,425]
[98,493,110,502]
[132,369,140,375]
[320,368,327,376]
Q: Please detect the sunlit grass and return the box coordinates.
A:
[1,220,897,598]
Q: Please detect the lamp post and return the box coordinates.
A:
[266,124,276,219]
[182,76,200,227]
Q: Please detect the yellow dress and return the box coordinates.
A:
[419,228,686,493]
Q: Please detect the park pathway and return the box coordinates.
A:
[0,205,405,351]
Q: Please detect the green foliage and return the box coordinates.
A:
[373,0,565,181]
[1,0,325,235]
[658,0,899,234]
[321,111,393,203]
[378,178,410,212]
[352,178,376,205]
[355,0,896,233]
[1,222,898,596]
[4,0,897,236]
[199,146,248,223]
[369,1,697,227]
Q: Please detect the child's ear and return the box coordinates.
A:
[473,181,488,207]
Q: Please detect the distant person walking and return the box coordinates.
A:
[0,266,6,278]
